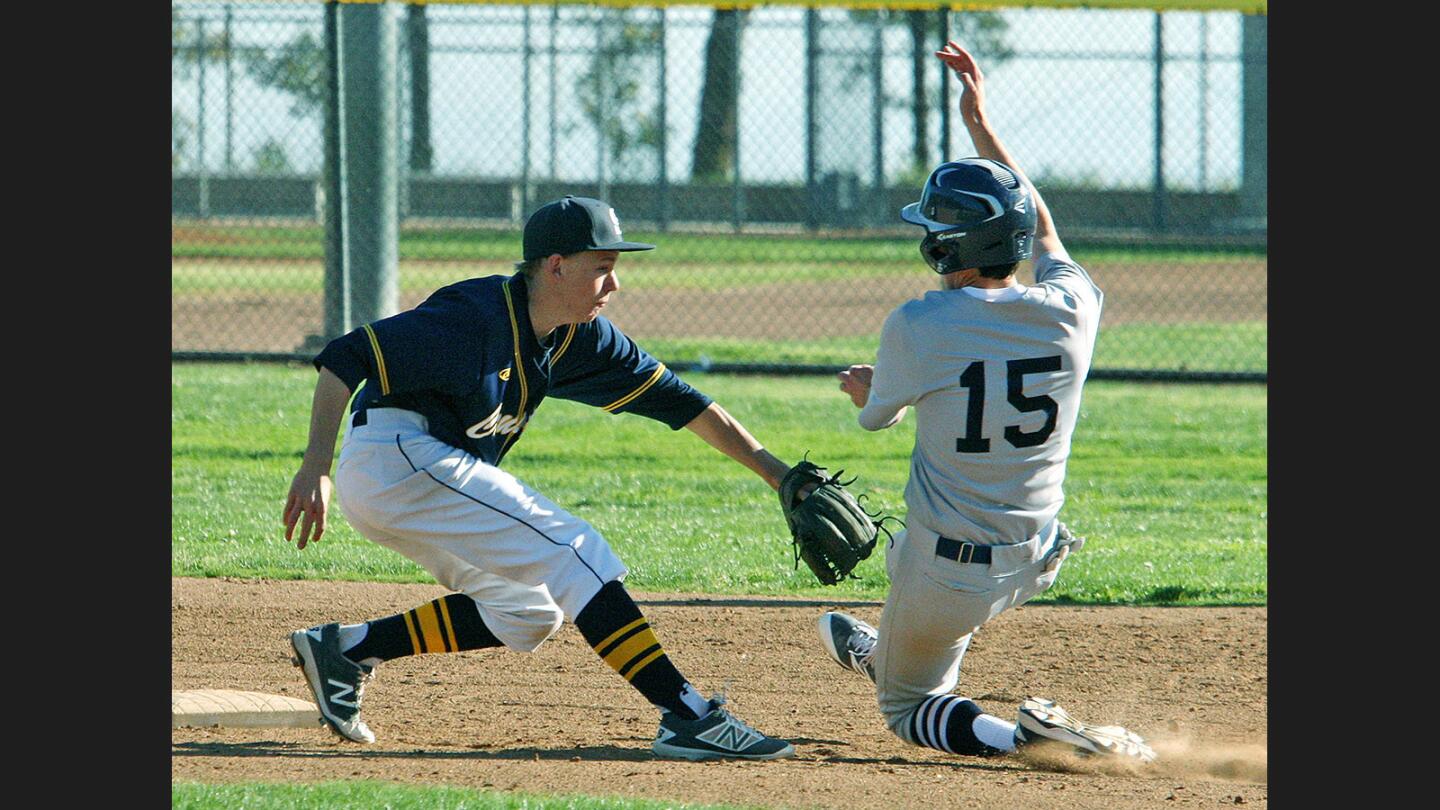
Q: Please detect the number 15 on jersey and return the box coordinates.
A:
[955,356,1062,453]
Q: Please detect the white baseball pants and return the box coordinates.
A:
[872,521,1073,740]
[334,408,628,652]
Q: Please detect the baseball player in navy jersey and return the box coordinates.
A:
[283,195,795,760]
[814,42,1156,764]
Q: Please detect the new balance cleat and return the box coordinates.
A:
[816,611,877,684]
[652,695,795,761]
[290,623,377,744]
[1014,697,1155,764]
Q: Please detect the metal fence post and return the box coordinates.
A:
[224,4,233,172]
[804,7,818,231]
[522,5,532,217]
[323,0,348,341]
[658,7,669,231]
[1151,11,1167,233]
[406,3,432,178]
[938,8,950,162]
[731,11,743,232]
[597,10,609,202]
[396,17,408,221]
[1240,12,1267,228]
[871,11,884,226]
[339,0,399,326]
[549,3,558,181]
[196,18,209,218]
[1198,14,1208,191]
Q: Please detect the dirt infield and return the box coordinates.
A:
[172,577,1267,808]
[171,257,1267,354]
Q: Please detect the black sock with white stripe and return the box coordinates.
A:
[903,695,1013,757]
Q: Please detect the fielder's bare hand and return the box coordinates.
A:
[284,467,332,549]
[284,367,352,550]
[838,364,874,409]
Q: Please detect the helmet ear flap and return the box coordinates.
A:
[920,233,960,275]
[1014,231,1034,258]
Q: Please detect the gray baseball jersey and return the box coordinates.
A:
[859,248,1103,547]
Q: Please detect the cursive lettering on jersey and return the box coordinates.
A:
[465,405,529,439]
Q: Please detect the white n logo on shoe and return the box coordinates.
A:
[326,677,359,708]
[697,719,761,752]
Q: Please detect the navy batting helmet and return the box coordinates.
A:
[899,158,1036,274]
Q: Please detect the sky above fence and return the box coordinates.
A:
[172,2,1252,192]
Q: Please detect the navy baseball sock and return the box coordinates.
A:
[902,695,1010,756]
[341,593,503,664]
[575,580,710,720]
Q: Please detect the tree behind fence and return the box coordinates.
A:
[171,1,1267,380]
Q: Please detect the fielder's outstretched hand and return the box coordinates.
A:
[779,459,886,585]
[284,468,332,549]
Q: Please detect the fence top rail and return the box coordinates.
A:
[181,1,1268,15]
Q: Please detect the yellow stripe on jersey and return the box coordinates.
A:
[550,324,578,366]
[402,610,423,655]
[415,601,448,653]
[499,282,529,456]
[602,363,666,413]
[362,324,391,395]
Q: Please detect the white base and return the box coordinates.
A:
[172,689,323,730]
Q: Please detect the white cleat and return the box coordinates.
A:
[1015,697,1155,764]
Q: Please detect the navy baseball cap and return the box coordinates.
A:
[522,196,656,261]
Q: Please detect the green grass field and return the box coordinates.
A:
[633,322,1267,374]
[171,257,937,294]
[172,222,1267,375]
[172,223,1266,266]
[172,363,1265,605]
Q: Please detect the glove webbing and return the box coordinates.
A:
[788,467,902,581]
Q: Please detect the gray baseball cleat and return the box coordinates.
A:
[1014,697,1156,763]
[652,694,795,761]
[816,611,877,684]
[290,623,377,744]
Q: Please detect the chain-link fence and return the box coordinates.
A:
[172,0,1267,379]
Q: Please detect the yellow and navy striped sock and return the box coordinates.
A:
[344,593,503,662]
[575,581,705,719]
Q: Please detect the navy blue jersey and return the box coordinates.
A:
[315,273,713,466]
